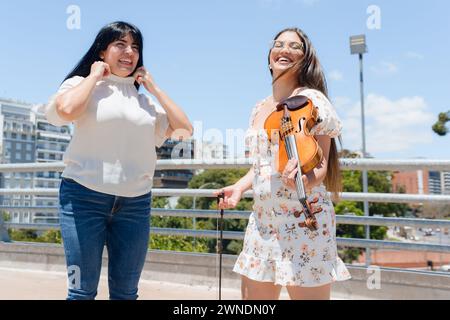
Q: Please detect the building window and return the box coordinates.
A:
[26,153,32,161]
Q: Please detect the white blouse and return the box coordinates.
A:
[45,74,169,197]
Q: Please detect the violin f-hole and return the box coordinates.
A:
[296,117,306,133]
[296,119,302,133]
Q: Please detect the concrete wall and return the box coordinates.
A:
[1,241,449,300]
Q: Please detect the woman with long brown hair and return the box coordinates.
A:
[215,27,351,300]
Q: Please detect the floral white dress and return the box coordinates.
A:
[233,88,352,287]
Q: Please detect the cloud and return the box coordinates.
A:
[328,70,343,81]
[405,51,424,60]
[370,61,398,75]
[332,94,434,155]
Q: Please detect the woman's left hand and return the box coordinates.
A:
[281,159,308,190]
[133,66,158,96]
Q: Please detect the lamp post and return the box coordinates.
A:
[350,34,371,266]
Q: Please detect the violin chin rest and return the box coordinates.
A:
[276,95,309,111]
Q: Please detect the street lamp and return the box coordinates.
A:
[350,34,371,266]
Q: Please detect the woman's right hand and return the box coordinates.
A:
[90,61,111,81]
[214,185,244,210]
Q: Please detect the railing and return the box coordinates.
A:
[1,159,450,267]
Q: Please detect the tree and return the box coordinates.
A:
[432,111,449,136]
[152,197,169,209]
[176,169,252,211]
[335,149,410,263]
[1,212,10,222]
[149,196,210,252]
[341,169,409,218]
[176,169,252,254]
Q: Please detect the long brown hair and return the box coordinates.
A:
[269,27,342,197]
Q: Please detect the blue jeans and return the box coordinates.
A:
[58,177,151,300]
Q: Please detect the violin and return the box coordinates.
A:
[264,95,323,231]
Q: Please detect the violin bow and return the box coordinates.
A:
[216,192,225,300]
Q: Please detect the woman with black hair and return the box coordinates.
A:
[45,21,192,300]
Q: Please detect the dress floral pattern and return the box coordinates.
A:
[233,88,351,287]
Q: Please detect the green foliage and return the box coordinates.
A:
[8,229,62,244]
[341,170,408,217]
[432,111,449,136]
[38,230,62,243]
[162,169,252,254]
[7,156,410,266]
[150,235,209,253]
[335,167,404,263]
[176,169,253,211]
[152,197,169,209]
[1,212,10,222]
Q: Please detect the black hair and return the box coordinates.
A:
[64,21,144,90]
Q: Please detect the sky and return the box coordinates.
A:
[0,0,449,159]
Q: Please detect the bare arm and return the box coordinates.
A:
[214,166,254,209]
[134,67,193,139]
[56,75,97,122]
[55,62,110,122]
[234,166,255,193]
[152,87,193,139]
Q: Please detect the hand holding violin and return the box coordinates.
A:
[281,159,310,191]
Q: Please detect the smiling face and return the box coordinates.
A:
[100,33,140,77]
[269,31,304,79]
